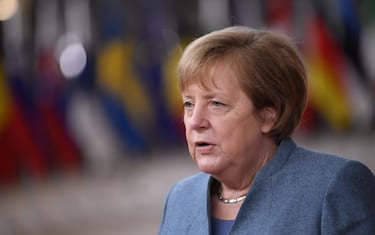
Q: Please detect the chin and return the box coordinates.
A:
[195,156,223,174]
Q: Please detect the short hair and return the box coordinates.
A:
[178,26,308,144]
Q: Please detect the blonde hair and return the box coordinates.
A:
[178,26,307,144]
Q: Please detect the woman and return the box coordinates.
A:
[158,26,375,234]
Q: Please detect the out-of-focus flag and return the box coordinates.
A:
[162,34,189,140]
[361,0,375,130]
[60,0,128,173]
[263,0,319,132]
[96,1,151,153]
[136,0,188,144]
[161,0,202,142]
[34,50,82,172]
[336,0,375,131]
[97,39,153,129]
[336,0,365,79]
[33,0,82,172]
[303,15,352,131]
[0,3,51,184]
[0,75,49,184]
[265,0,293,32]
[360,0,375,83]
[0,64,10,131]
[0,63,17,184]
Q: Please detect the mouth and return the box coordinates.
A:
[196,141,211,147]
[194,141,215,153]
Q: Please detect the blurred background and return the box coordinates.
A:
[0,0,374,234]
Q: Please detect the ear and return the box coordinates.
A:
[260,107,277,134]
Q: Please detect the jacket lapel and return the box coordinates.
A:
[186,174,212,234]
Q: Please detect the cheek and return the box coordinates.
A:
[221,120,259,149]
[184,124,191,143]
[184,129,195,157]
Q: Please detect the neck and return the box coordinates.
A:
[213,138,277,197]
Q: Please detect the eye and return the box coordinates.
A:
[211,100,225,107]
[183,101,194,108]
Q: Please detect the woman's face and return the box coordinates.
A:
[182,63,273,176]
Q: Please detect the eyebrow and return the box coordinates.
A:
[182,92,230,102]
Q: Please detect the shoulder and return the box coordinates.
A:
[323,158,375,200]
[294,144,348,165]
[293,146,375,195]
[272,138,355,176]
[276,139,374,195]
[289,144,367,177]
[293,143,375,220]
[319,158,375,233]
[274,140,375,232]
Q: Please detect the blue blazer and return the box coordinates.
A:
[159,138,375,234]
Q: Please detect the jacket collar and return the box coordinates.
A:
[250,137,296,190]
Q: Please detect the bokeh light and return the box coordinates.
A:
[0,0,19,21]
[59,42,87,79]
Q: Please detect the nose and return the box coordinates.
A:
[185,105,209,130]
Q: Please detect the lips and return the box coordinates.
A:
[195,141,215,154]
